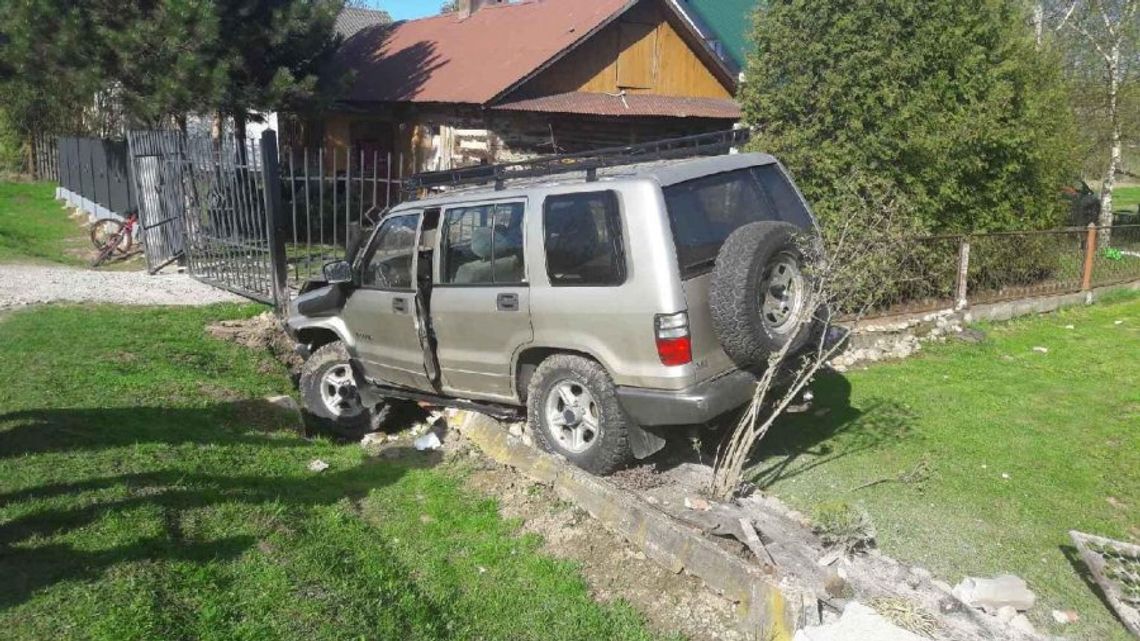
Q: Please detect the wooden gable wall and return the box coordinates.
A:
[515,0,732,100]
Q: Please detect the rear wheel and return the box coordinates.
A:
[90,219,133,255]
[527,354,632,475]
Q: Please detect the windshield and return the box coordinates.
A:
[663,165,813,279]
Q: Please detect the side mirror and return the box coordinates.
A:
[322,260,353,284]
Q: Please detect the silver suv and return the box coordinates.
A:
[286,151,829,474]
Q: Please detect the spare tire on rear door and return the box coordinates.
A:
[709,221,818,370]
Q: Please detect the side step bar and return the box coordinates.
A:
[350,361,523,422]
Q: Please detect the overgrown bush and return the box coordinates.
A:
[742,0,1077,235]
[968,232,1070,293]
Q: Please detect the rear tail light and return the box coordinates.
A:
[655,312,692,366]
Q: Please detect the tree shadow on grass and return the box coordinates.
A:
[639,370,914,488]
[0,401,313,460]
[0,403,449,631]
[745,371,916,489]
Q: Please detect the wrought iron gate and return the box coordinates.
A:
[127,131,187,273]
[127,130,287,307]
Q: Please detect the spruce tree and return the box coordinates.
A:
[741,0,1077,232]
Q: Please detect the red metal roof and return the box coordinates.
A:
[493,91,741,119]
[337,0,637,105]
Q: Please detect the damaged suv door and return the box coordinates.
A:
[342,212,432,391]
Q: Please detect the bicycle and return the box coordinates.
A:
[90,210,139,267]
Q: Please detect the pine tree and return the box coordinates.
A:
[210,0,345,139]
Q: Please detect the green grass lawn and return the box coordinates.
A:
[757,292,1140,640]
[0,182,90,265]
[1115,185,1140,212]
[0,305,666,641]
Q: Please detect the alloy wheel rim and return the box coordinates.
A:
[319,363,364,418]
[543,380,600,454]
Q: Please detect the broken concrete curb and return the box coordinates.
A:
[451,410,817,640]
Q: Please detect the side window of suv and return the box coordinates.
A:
[361,214,419,289]
[441,202,525,285]
[543,191,625,286]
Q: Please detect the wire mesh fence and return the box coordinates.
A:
[1091,225,1140,287]
[864,224,1140,318]
[967,228,1087,304]
[864,235,962,316]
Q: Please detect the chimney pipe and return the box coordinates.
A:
[458,0,500,19]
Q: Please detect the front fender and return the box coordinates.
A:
[286,315,356,352]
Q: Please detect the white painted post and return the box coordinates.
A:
[955,238,971,310]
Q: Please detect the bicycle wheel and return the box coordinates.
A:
[90,219,133,255]
[90,231,124,267]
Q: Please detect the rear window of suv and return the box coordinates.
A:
[663,166,813,279]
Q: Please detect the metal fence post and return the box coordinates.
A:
[955,237,971,310]
[260,130,289,312]
[1081,222,1097,292]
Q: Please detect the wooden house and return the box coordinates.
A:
[285,0,741,176]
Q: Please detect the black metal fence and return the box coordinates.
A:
[56,136,136,218]
[280,147,405,285]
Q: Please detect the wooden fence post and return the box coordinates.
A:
[1081,222,1097,292]
[955,238,971,310]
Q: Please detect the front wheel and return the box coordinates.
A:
[299,341,388,437]
[526,354,633,475]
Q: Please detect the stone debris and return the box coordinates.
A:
[1009,613,1035,635]
[683,496,712,512]
[1032,346,1049,354]
[1051,609,1079,624]
[307,459,330,473]
[951,575,1036,613]
[996,605,1017,623]
[1115,320,1124,325]
[414,431,442,451]
[817,550,843,567]
[264,395,304,429]
[1064,324,1075,330]
[359,432,386,447]
[266,395,299,412]
[793,602,928,641]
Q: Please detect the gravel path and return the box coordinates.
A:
[0,264,247,310]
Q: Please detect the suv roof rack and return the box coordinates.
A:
[402,128,751,198]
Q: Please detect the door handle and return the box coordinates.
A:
[392,297,408,314]
[496,293,519,312]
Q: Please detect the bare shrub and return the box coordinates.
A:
[709,174,922,499]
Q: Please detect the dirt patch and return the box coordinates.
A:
[464,463,746,641]
[206,312,303,374]
[363,421,746,641]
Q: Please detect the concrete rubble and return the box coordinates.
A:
[793,602,928,641]
[951,575,1037,613]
